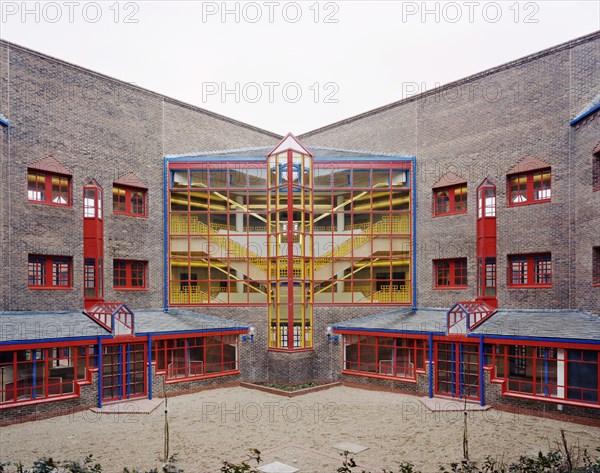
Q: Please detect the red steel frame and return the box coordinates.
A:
[433,258,467,289]
[27,254,72,289]
[508,168,551,207]
[484,339,600,408]
[0,341,96,408]
[112,184,147,217]
[435,341,480,400]
[433,183,467,216]
[166,160,413,308]
[152,332,241,382]
[594,246,600,286]
[168,163,269,306]
[113,260,148,290]
[339,331,428,381]
[26,169,71,207]
[101,341,146,401]
[508,253,552,288]
[476,179,497,308]
[83,179,105,310]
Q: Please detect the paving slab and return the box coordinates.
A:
[419,396,491,411]
[90,397,164,414]
[257,461,300,473]
[332,442,369,454]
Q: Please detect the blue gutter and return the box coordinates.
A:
[332,326,445,337]
[428,333,433,398]
[479,336,485,407]
[0,335,110,346]
[147,335,153,400]
[97,337,103,409]
[165,156,414,163]
[468,333,600,345]
[570,102,600,126]
[0,116,8,127]
[163,158,169,311]
[136,326,248,337]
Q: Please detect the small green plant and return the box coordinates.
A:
[219,449,262,473]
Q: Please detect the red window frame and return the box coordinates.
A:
[113,260,147,290]
[342,334,427,381]
[508,253,552,287]
[593,247,600,286]
[27,255,72,289]
[112,185,147,217]
[433,258,467,289]
[27,170,71,206]
[593,153,600,192]
[508,169,551,206]
[0,344,94,408]
[433,184,467,216]
[153,334,239,382]
[487,344,599,407]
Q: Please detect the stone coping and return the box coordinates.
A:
[240,381,342,397]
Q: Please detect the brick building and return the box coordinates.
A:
[0,31,598,423]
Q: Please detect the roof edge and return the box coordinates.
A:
[300,30,600,139]
[0,40,282,140]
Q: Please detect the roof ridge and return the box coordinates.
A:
[0,40,281,140]
[300,30,600,138]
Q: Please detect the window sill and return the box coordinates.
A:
[508,284,552,289]
[268,347,313,353]
[113,212,148,219]
[433,286,468,290]
[161,370,240,384]
[114,287,148,291]
[28,286,73,290]
[341,370,418,383]
[502,391,600,409]
[433,211,467,218]
[508,199,551,208]
[27,200,71,208]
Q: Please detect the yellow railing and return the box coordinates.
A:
[171,214,409,276]
[169,285,218,304]
[171,216,268,272]
[314,215,409,270]
[365,284,411,303]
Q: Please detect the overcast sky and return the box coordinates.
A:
[1,1,599,135]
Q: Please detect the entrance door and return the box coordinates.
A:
[435,342,479,400]
[102,343,146,401]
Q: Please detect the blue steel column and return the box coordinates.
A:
[163,159,169,311]
[411,158,417,310]
[32,350,38,399]
[147,335,153,400]
[479,336,485,406]
[126,344,131,398]
[428,333,433,398]
[97,337,103,409]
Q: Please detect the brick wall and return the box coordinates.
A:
[0,40,278,312]
[0,370,98,426]
[301,32,600,313]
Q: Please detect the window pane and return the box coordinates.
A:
[113,187,126,213]
[27,172,45,202]
[52,258,70,286]
[51,176,69,205]
[131,191,145,215]
[28,256,46,286]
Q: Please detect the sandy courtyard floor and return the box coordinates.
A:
[1,386,599,472]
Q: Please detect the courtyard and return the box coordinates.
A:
[1,386,599,472]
